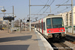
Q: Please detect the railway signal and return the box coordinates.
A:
[27,17,30,22]
[27,19,30,22]
[3,16,14,22]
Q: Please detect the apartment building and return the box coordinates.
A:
[59,6,75,27]
[73,6,75,26]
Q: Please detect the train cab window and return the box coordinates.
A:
[52,18,63,28]
[46,18,51,29]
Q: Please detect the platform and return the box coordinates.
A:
[66,32,75,38]
[0,30,53,50]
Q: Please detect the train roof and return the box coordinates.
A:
[35,15,62,23]
[45,15,62,18]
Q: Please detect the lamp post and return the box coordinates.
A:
[0,6,6,16]
[0,6,6,31]
[0,6,16,33]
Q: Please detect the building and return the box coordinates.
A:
[73,6,75,26]
[14,20,20,27]
[59,6,75,27]
[0,17,8,27]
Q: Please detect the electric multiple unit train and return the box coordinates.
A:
[35,15,66,39]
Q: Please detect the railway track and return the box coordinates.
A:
[64,35,75,44]
[37,31,74,50]
[47,38,73,50]
[52,42,72,50]
[65,35,75,42]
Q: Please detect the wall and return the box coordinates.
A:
[73,6,75,26]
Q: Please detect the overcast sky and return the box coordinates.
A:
[0,0,75,21]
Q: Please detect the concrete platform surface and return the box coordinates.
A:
[0,30,40,50]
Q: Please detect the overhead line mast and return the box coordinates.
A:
[29,0,50,31]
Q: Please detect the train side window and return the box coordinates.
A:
[46,18,51,29]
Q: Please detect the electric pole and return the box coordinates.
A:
[29,0,50,31]
[29,0,31,31]
[71,0,74,34]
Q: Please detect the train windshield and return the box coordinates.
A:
[46,18,51,29]
[52,18,63,28]
[46,17,64,29]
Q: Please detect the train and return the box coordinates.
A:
[35,14,66,39]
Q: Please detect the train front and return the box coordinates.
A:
[46,17,66,39]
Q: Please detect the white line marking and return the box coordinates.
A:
[36,31,53,50]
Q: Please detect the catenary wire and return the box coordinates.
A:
[43,0,55,13]
[51,0,69,13]
[44,0,69,13]
[32,0,50,18]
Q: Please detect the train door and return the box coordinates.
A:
[42,19,43,33]
[39,20,40,32]
[40,20,42,33]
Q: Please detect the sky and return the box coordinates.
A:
[0,0,75,21]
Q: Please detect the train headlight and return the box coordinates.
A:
[49,30,51,32]
[61,29,63,31]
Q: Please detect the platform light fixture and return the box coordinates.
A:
[1,6,6,12]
